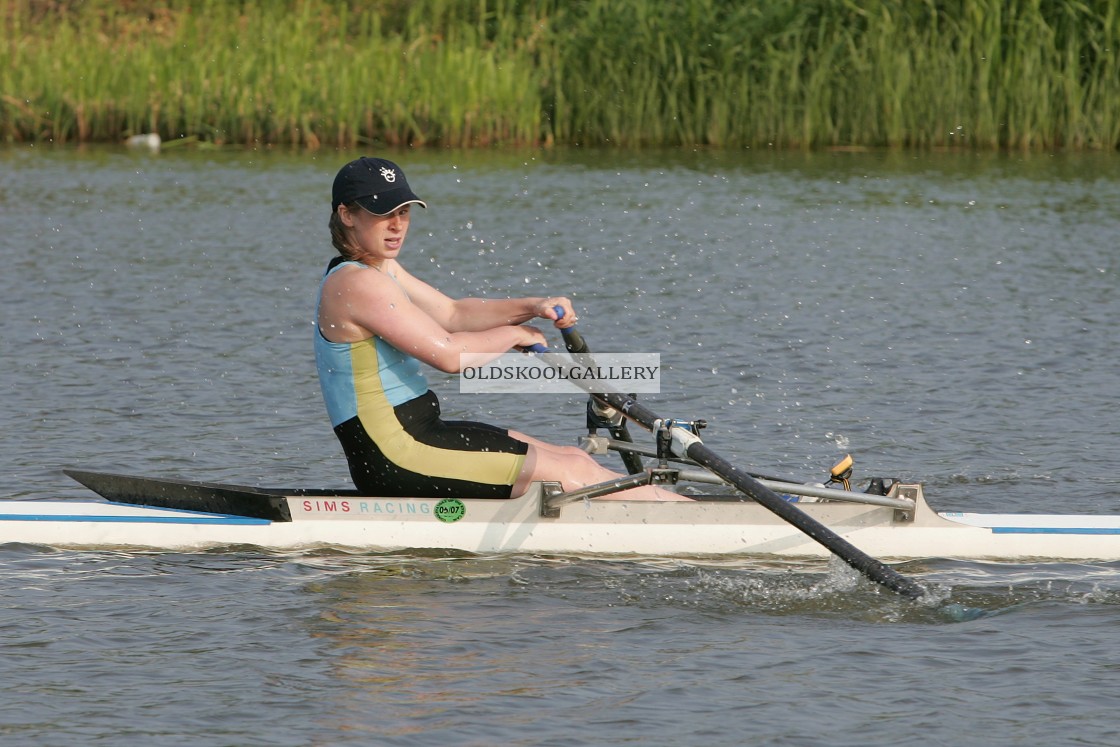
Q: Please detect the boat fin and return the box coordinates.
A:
[63,469,293,522]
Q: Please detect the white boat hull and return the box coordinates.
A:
[5,483,1120,561]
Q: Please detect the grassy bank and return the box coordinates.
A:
[2,0,1118,149]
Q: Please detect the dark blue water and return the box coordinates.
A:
[2,146,1119,745]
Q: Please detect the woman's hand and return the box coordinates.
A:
[514,325,548,351]
[535,297,578,329]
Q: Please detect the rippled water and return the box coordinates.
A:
[2,146,1119,745]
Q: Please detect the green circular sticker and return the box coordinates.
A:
[434,498,466,523]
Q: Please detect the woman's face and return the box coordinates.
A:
[340,204,412,264]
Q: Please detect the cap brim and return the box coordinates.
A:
[354,190,427,216]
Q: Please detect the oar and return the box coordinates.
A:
[529,314,929,602]
[548,322,797,486]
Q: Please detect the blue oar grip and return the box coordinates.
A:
[553,305,589,354]
[525,305,573,353]
[554,305,574,337]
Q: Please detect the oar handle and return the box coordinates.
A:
[546,305,591,353]
[525,304,578,353]
[560,324,588,355]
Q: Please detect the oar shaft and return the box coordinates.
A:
[591,392,927,600]
[684,444,926,599]
[559,325,647,473]
[534,311,926,599]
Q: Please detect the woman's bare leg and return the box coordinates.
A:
[508,430,690,501]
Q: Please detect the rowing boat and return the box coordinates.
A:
[3,318,1109,606]
[3,468,1119,561]
[7,315,1120,570]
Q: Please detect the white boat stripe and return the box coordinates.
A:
[941,512,1120,530]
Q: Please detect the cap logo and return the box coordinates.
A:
[380,166,397,183]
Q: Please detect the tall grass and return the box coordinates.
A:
[0,0,542,147]
[543,0,1120,149]
[2,0,1118,149]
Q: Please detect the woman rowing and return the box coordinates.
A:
[315,157,687,501]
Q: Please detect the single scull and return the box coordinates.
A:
[2,468,1119,561]
[6,314,1115,596]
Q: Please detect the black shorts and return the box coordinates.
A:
[334,390,529,498]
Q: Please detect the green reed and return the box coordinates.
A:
[0,0,542,147]
[546,0,1120,150]
[2,0,1117,149]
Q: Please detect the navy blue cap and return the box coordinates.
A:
[331,157,427,214]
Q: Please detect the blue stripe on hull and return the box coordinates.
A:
[991,526,1120,535]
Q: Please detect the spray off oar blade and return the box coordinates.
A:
[533,308,930,602]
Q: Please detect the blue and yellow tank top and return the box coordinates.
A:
[314,260,429,428]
